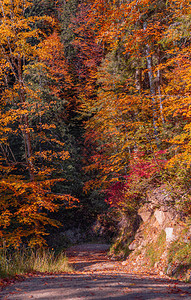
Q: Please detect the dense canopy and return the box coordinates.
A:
[0,0,190,248]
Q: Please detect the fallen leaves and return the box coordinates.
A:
[1,244,191,299]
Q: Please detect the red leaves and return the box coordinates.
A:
[128,151,166,181]
[105,150,166,208]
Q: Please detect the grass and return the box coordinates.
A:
[167,234,191,278]
[145,230,166,267]
[0,247,72,278]
[109,230,132,259]
[165,232,191,280]
[168,240,191,265]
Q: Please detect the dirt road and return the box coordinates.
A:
[1,244,191,299]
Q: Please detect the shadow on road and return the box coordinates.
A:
[1,271,191,299]
[1,244,191,299]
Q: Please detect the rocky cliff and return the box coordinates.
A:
[122,185,191,281]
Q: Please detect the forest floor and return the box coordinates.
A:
[1,243,191,299]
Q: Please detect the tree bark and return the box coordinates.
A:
[18,56,35,181]
[143,22,158,143]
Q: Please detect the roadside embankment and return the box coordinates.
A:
[117,185,191,282]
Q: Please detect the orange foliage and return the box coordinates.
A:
[81,0,191,208]
[0,0,78,247]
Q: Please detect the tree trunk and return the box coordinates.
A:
[143,22,158,143]
[18,56,35,181]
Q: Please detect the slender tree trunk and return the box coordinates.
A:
[135,68,142,92]
[0,143,10,166]
[143,22,158,143]
[18,56,35,181]
[157,47,165,125]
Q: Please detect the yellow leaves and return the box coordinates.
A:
[59,194,80,209]
[36,32,72,87]
[0,175,79,247]
[58,150,70,161]
[49,139,65,147]
[0,1,80,249]
[0,0,55,81]
[35,150,70,162]
[37,32,62,61]
[41,124,56,130]
[184,123,191,131]
[83,179,102,193]
[161,45,191,171]
[37,168,55,177]
[0,210,12,228]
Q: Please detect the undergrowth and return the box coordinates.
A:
[145,230,166,267]
[0,247,72,278]
[167,228,191,279]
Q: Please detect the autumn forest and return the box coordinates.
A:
[0,0,190,255]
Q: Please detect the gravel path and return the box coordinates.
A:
[1,244,191,299]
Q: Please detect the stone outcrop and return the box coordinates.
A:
[128,185,181,251]
[123,185,191,281]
